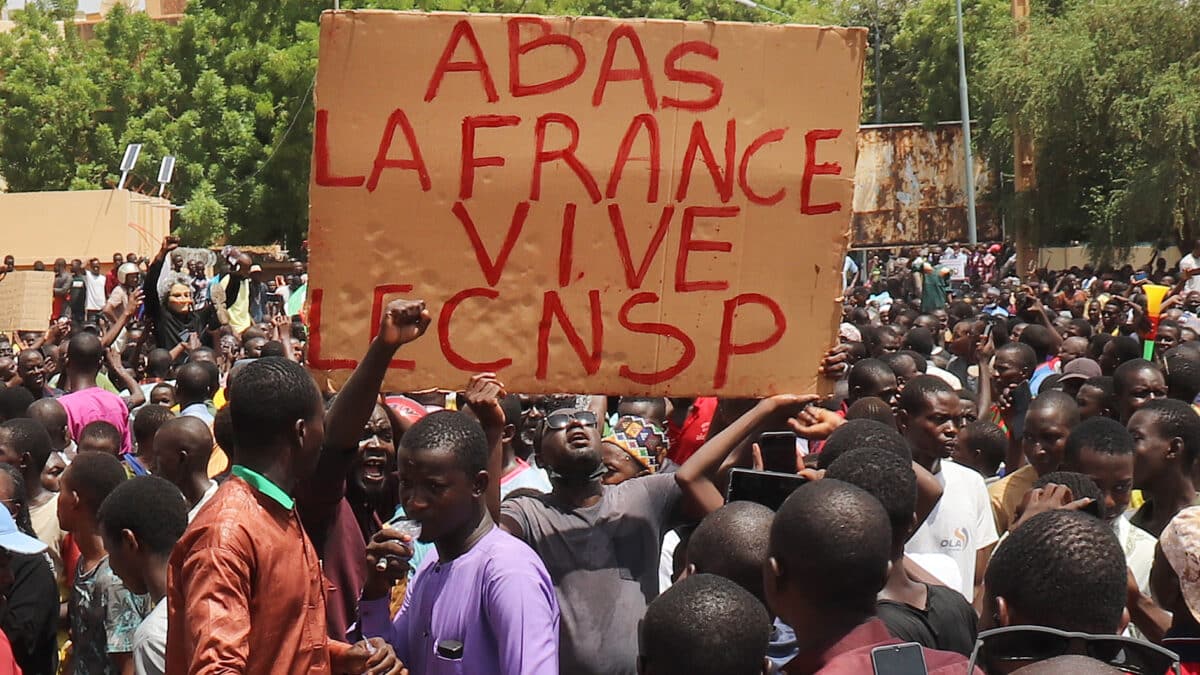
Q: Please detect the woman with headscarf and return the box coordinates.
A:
[142,237,212,352]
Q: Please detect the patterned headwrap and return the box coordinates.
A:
[602,415,666,474]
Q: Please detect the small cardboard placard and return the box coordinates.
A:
[307,11,866,396]
[0,271,54,333]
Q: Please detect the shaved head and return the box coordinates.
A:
[687,501,775,602]
[27,397,69,448]
[154,416,213,483]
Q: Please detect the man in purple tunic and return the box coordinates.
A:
[361,388,559,675]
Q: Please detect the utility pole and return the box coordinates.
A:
[955,0,978,245]
[1012,0,1036,280]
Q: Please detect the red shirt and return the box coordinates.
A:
[784,618,981,674]
[0,628,19,675]
[666,397,717,464]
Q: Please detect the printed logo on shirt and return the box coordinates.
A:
[940,528,969,552]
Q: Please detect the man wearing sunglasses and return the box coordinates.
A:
[498,394,815,675]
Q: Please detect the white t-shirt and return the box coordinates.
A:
[843,255,860,290]
[187,481,220,523]
[905,460,999,599]
[1182,253,1200,293]
[1115,514,1158,640]
[927,364,963,390]
[133,597,167,675]
[84,271,107,311]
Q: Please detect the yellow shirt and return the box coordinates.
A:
[989,464,1038,535]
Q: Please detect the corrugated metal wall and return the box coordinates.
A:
[852,122,1000,247]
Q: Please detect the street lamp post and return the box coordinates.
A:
[955,0,979,244]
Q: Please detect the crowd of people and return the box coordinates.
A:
[0,234,1199,674]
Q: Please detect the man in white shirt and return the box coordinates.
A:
[1181,238,1200,294]
[83,258,108,320]
[1062,416,1159,638]
[843,254,860,292]
[899,376,998,605]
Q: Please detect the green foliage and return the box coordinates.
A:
[978,0,1200,249]
[177,179,228,245]
[841,0,1006,126]
[0,7,107,191]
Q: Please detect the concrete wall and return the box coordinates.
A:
[1032,245,1181,271]
[0,189,172,267]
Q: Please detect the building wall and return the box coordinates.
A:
[0,189,172,267]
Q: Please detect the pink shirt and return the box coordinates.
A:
[59,387,132,454]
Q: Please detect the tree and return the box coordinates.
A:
[977,0,1200,250]
[0,8,110,192]
[890,0,1008,124]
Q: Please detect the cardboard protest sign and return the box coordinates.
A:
[0,271,54,333]
[307,10,866,396]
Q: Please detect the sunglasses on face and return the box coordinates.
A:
[544,410,599,430]
[967,626,1181,674]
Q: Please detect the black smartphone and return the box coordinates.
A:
[871,642,927,675]
[758,431,798,473]
[1081,496,1104,519]
[726,468,807,511]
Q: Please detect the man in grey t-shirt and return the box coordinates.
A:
[499,406,685,675]
[498,396,814,675]
[502,470,680,675]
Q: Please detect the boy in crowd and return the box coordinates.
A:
[1076,376,1116,420]
[951,420,1008,483]
[58,452,147,675]
[128,407,174,479]
[1114,359,1168,424]
[362,410,559,674]
[1129,397,1200,536]
[827,447,976,656]
[1061,417,1163,639]
[76,423,122,457]
[989,391,1078,533]
[638,574,770,675]
[97,476,188,675]
[845,359,901,412]
[681,501,797,669]
[765,480,972,673]
[898,376,997,605]
[57,334,133,453]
